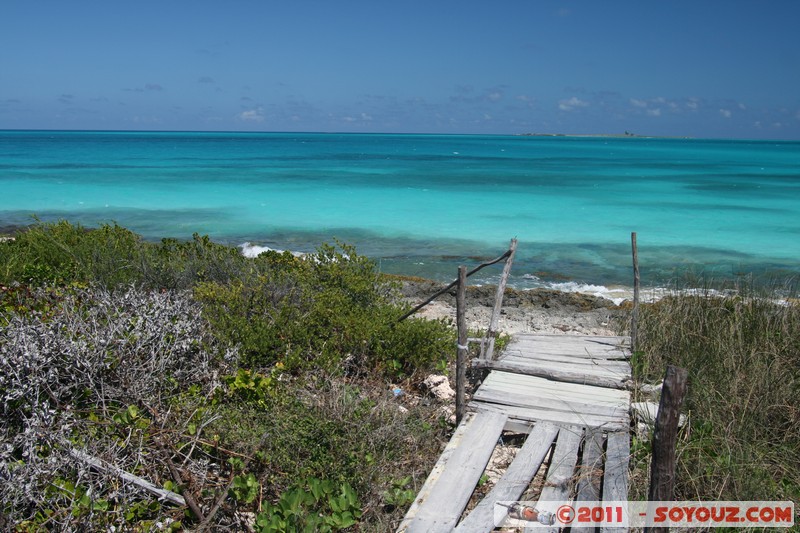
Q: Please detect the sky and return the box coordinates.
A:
[2,1,800,139]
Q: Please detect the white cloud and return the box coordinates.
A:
[686,100,699,110]
[719,109,732,118]
[487,91,502,102]
[646,108,662,117]
[630,98,648,108]
[342,113,373,123]
[237,108,265,122]
[558,96,589,111]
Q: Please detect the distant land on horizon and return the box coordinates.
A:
[517,132,692,139]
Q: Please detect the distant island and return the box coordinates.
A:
[517,131,692,139]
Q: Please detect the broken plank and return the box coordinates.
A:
[601,431,630,533]
[534,426,583,529]
[401,409,507,533]
[454,422,559,533]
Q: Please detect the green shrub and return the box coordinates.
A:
[195,242,453,378]
[0,220,262,290]
[0,220,142,286]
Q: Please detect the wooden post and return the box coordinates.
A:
[631,232,640,353]
[455,265,468,425]
[482,238,518,361]
[646,365,689,528]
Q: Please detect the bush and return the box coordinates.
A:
[0,285,226,529]
[0,220,142,286]
[196,242,454,378]
[0,220,261,290]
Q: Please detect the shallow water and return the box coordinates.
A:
[2,130,799,293]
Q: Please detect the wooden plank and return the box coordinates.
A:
[402,410,507,533]
[453,422,559,533]
[496,355,630,379]
[601,431,630,533]
[398,411,477,530]
[479,372,630,404]
[473,388,628,419]
[501,350,632,370]
[511,333,630,345]
[571,430,605,533]
[504,335,630,357]
[478,378,628,405]
[470,401,627,431]
[474,359,629,389]
[575,430,605,502]
[502,344,629,361]
[479,374,628,401]
[473,389,628,417]
[502,346,630,363]
[501,353,630,372]
[481,370,629,399]
[533,426,583,528]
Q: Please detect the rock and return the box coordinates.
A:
[631,401,688,440]
[639,382,663,399]
[422,374,456,401]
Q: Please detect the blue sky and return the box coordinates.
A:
[2,1,799,139]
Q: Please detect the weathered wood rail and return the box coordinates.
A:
[396,240,633,533]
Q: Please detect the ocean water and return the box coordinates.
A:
[1,130,799,294]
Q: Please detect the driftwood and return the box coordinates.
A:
[67,446,186,507]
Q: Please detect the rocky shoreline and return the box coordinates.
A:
[398,278,628,336]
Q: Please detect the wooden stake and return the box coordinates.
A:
[631,232,640,353]
[456,265,467,425]
[483,238,518,361]
[646,364,689,532]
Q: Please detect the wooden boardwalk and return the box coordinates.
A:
[398,334,632,533]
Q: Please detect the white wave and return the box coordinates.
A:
[545,281,631,305]
[239,242,305,259]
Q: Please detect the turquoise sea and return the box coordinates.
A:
[1,130,799,294]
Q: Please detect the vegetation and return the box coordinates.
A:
[630,286,800,504]
[0,221,455,531]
